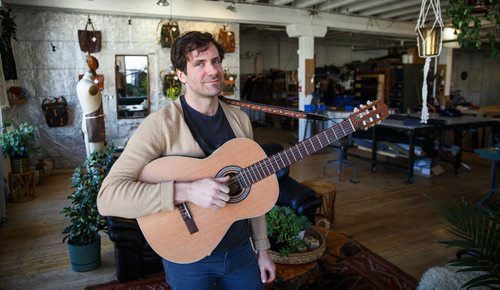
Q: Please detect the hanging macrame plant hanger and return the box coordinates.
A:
[415,0,444,123]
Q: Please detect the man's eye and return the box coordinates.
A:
[195,62,204,67]
[213,59,221,64]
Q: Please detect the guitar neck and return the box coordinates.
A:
[238,118,356,187]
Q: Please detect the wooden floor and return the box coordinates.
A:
[0,126,493,289]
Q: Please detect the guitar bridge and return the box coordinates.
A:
[177,203,199,234]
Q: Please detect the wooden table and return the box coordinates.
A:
[266,227,350,290]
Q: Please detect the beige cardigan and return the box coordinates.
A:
[97,98,270,251]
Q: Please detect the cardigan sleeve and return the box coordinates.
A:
[97,109,175,219]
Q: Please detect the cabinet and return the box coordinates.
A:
[389,64,424,113]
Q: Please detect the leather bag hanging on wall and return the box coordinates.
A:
[77,16,102,53]
[42,96,69,127]
[217,26,235,53]
[159,20,180,48]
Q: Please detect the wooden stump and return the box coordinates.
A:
[301,180,336,222]
[9,172,35,202]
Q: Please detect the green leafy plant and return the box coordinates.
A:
[0,122,39,159]
[266,205,311,257]
[62,144,116,246]
[425,194,500,289]
[446,0,500,57]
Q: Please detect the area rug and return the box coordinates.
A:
[317,244,418,290]
[87,237,417,290]
[85,272,169,290]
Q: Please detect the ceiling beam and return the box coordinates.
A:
[294,0,325,9]
[379,6,422,19]
[5,0,415,38]
[318,0,358,11]
[271,0,294,5]
[360,0,419,17]
[346,0,399,14]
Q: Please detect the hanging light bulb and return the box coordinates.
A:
[157,0,169,7]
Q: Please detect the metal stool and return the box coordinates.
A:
[323,136,358,183]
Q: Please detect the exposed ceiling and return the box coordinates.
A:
[213,0,453,50]
[218,0,450,23]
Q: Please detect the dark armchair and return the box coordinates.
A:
[105,143,322,282]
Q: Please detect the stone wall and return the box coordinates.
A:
[4,7,239,169]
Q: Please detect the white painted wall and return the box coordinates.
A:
[452,49,500,106]
[240,35,388,75]
[4,7,239,169]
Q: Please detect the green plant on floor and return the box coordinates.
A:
[62,144,116,246]
[0,122,39,159]
[266,205,311,257]
[446,0,500,57]
[424,193,500,289]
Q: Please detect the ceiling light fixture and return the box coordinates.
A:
[226,2,236,12]
[157,0,169,7]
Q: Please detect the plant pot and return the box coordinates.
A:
[67,234,101,272]
[11,158,30,173]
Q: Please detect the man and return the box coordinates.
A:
[97,31,275,289]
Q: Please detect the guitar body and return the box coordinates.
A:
[137,138,279,263]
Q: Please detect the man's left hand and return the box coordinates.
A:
[257,250,276,284]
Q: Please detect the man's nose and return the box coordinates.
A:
[205,63,219,76]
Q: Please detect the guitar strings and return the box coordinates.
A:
[230,121,355,190]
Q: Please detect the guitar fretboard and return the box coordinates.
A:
[237,118,355,188]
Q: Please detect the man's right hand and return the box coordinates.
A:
[174,175,230,209]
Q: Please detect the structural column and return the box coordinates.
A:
[286,24,327,141]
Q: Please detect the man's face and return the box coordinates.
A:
[177,43,223,99]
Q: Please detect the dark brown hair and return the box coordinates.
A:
[170,31,225,73]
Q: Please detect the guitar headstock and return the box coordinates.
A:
[348,99,389,130]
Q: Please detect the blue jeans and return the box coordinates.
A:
[162,240,263,290]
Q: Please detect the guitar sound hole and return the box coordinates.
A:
[226,173,242,197]
[216,166,250,204]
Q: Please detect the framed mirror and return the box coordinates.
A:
[115,55,149,119]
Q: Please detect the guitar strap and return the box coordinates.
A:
[218,95,330,121]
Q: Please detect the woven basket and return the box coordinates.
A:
[269,220,329,265]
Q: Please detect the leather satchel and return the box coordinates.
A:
[42,96,69,127]
[160,20,180,48]
[217,27,235,53]
[78,17,102,53]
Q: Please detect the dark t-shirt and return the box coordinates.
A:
[180,96,251,253]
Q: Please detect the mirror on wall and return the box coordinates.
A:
[115,55,149,119]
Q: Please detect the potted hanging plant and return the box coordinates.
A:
[61,144,115,272]
[0,122,39,173]
[446,0,500,57]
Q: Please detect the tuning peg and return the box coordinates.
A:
[354,107,359,112]
[367,100,372,105]
[360,104,366,109]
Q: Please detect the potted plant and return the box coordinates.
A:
[446,0,500,57]
[0,122,39,173]
[425,194,500,288]
[61,144,115,272]
[266,205,312,257]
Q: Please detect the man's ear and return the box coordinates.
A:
[176,69,187,83]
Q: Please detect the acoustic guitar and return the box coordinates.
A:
[138,99,389,263]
